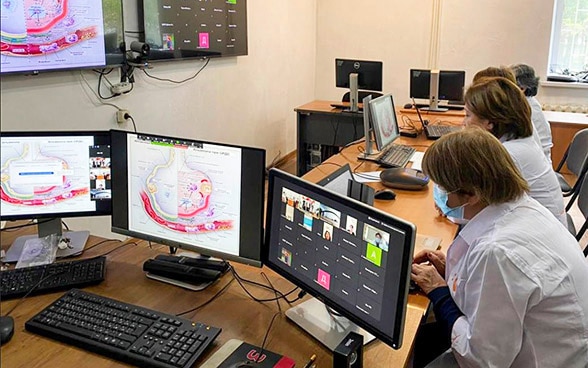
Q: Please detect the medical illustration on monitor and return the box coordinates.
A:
[126,134,243,256]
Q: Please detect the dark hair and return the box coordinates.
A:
[511,63,539,96]
[465,77,533,139]
[473,66,516,84]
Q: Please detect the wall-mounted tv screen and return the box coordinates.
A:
[0,0,125,75]
[142,0,248,61]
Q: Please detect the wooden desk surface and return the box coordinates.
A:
[1,136,457,368]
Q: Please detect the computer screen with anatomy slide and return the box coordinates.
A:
[0,0,125,74]
[1,131,111,253]
[263,169,415,350]
[369,94,400,151]
[110,130,266,267]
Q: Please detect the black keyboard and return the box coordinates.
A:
[0,256,106,300]
[425,125,462,139]
[25,289,221,368]
[376,144,416,168]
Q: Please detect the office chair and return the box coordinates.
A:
[342,91,383,102]
[554,128,588,211]
[565,174,588,254]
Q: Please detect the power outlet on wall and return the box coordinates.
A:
[116,110,130,124]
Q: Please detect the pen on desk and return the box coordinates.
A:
[303,354,316,368]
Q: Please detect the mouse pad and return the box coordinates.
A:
[200,339,295,368]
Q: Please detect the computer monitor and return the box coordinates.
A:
[263,169,415,351]
[336,59,383,112]
[369,94,400,151]
[438,70,466,104]
[109,130,266,267]
[410,69,466,110]
[409,69,431,100]
[1,131,112,257]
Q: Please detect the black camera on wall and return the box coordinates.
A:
[130,41,150,57]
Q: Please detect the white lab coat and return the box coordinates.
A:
[433,194,588,367]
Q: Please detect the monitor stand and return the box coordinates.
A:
[4,218,90,262]
[285,298,375,351]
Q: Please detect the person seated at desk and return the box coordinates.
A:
[471,66,544,156]
[511,63,553,163]
[411,129,588,368]
[463,76,567,227]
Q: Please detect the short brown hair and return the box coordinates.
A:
[422,127,529,205]
[464,77,533,139]
[472,66,516,84]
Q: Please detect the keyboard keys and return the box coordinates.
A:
[25,289,221,368]
[0,257,106,300]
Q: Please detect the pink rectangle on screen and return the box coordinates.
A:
[199,33,210,48]
[317,269,331,290]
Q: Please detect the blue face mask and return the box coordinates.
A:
[433,184,469,225]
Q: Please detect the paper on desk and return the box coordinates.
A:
[353,171,382,183]
[409,151,425,171]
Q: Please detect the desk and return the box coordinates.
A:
[544,111,588,172]
[1,141,457,367]
[295,101,464,176]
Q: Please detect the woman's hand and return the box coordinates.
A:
[411,263,447,295]
[413,250,446,276]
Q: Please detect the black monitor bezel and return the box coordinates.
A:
[0,130,112,221]
[335,59,383,92]
[409,69,431,100]
[263,169,416,349]
[0,0,125,75]
[438,70,466,103]
[109,129,265,267]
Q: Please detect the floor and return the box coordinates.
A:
[274,153,587,252]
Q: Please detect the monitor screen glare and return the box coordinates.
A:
[264,169,415,350]
[369,94,400,151]
[110,130,265,266]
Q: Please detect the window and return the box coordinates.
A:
[548,0,588,75]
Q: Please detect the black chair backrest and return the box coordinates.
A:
[556,128,588,176]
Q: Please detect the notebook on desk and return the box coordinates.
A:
[413,101,462,140]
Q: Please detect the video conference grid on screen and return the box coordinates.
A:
[144,0,248,57]
[267,174,412,341]
[0,133,111,219]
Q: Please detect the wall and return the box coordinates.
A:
[0,0,317,238]
[315,0,586,108]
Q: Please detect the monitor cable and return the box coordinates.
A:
[230,267,304,304]
[142,57,210,84]
[175,274,235,317]
[1,268,68,318]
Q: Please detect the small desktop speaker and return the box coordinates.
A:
[333,332,363,368]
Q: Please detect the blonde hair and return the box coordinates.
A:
[472,66,516,84]
[422,128,529,205]
[464,77,533,139]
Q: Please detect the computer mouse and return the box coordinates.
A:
[0,315,15,345]
[374,189,396,200]
[380,168,430,191]
[403,103,413,109]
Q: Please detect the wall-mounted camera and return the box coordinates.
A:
[130,41,150,57]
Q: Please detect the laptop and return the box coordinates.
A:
[413,100,463,140]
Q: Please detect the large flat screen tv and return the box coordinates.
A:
[0,0,125,75]
[142,0,248,61]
